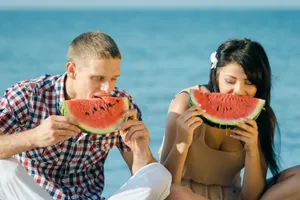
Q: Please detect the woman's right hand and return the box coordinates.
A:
[175,106,205,146]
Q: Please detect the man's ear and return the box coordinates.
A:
[66,62,77,79]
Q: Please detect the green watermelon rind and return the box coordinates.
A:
[59,97,130,135]
[188,90,266,129]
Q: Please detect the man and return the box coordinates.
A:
[0,31,171,200]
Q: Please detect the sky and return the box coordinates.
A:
[1,0,300,9]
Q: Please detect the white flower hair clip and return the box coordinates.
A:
[210,51,218,69]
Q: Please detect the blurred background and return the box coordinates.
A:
[1,0,300,197]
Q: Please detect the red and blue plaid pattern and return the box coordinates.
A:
[0,74,142,199]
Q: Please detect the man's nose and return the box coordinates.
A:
[99,81,110,94]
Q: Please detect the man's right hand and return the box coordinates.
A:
[31,115,80,148]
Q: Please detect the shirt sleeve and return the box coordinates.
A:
[116,91,142,152]
[0,83,30,134]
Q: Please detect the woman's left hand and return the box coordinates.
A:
[230,119,259,156]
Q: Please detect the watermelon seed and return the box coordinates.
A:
[85,112,90,116]
[225,107,232,111]
[93,107,97,111]
[116,100,119,103]
[100,106,105,110]
[108,103,113,107]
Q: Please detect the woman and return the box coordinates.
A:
[159,39,300,200]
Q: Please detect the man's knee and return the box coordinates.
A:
[151,163,172,187]
[147,163,172,198]
[0,158,23,184]
[108,163,172,200]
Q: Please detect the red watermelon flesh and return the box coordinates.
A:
[59,97,129,134]
[189,89,265,129]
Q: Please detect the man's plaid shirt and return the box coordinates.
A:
[0,74,142,199]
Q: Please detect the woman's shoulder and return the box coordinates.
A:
[168,85,200,112]
[172,85,197,101]
[178,85,199,94]
[169,84,210,112]
[173,84,209,99]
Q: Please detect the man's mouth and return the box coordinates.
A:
[90,92,109,99]
[92,95,104,99]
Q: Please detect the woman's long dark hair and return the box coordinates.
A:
[208,39,281,180]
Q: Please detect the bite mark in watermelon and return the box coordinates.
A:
[189,89,265,129]
[59,97,129,134]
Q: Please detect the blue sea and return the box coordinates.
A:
[0,9,299,197]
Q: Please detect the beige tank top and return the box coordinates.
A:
[182,124,246,186]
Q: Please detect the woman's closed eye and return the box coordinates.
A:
[225,79,235,84]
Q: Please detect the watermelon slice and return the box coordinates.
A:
[189,89,265,129]
[59,97,129,134]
